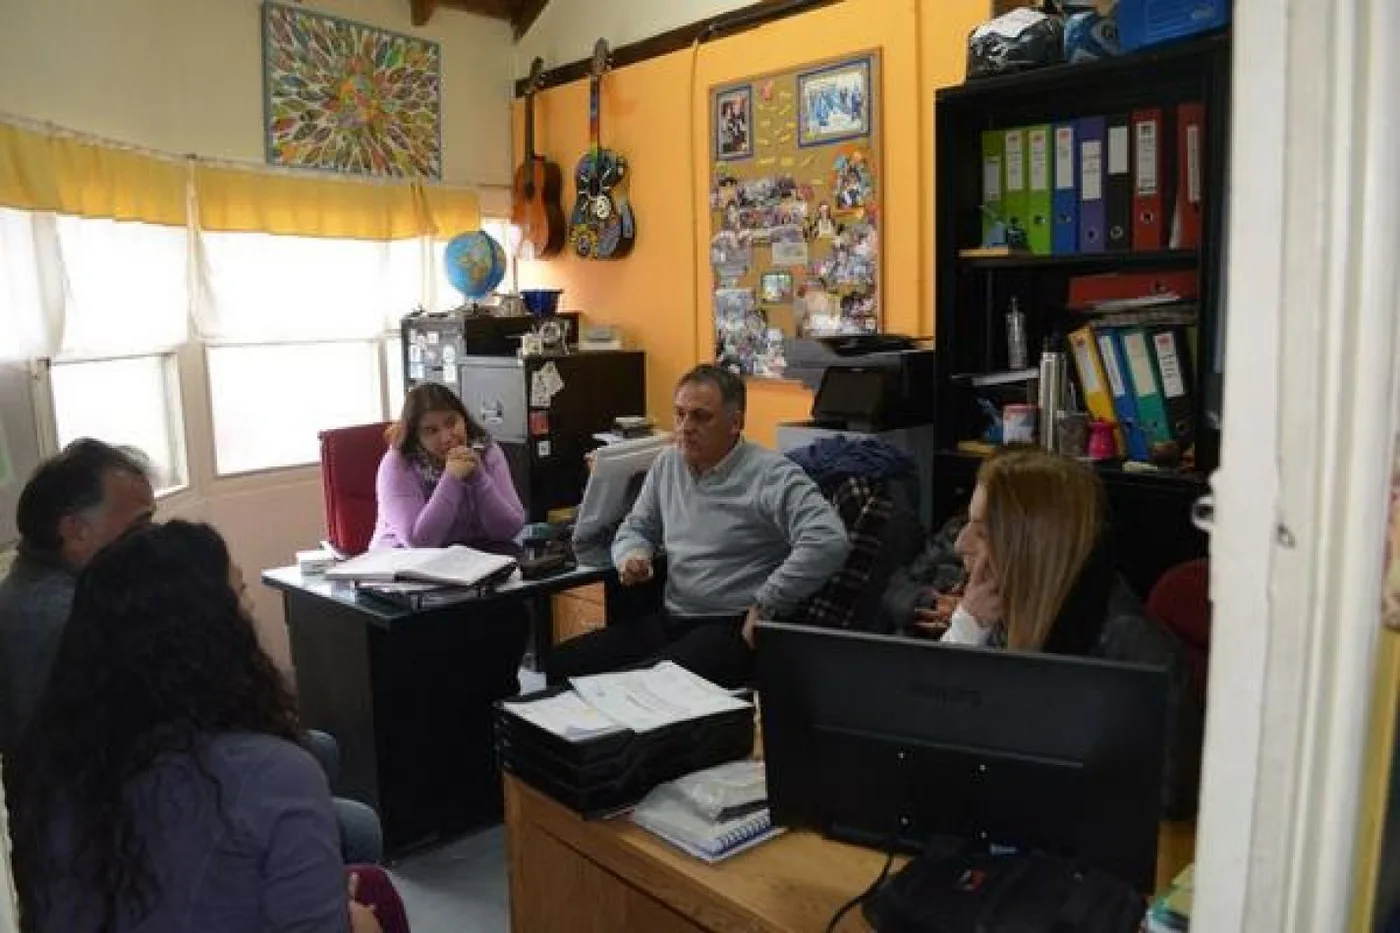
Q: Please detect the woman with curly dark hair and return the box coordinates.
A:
[7,520,407,933]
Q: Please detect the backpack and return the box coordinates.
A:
[863,838,1146,933]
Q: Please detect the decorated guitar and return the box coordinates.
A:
[511,57,567,259]
[568,38,636,260]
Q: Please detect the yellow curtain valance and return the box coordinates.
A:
[194,166,481,240]
[0,121,483,239]
[0,123,187,226]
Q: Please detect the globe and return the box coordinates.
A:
[444,230,506,302]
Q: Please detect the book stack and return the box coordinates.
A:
[495,662,757,817]
[631,760,782,863]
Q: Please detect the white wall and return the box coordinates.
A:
[514,0,753,70]
[0,0,514,186]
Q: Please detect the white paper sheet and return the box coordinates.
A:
[569,662,751,734]
[503,691,626,742]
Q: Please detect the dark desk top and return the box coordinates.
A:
[261,563,615,630]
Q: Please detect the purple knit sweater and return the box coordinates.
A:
[369,445,525,550]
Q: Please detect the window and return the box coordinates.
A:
[383,335,405,419]
[49,355,187,493]
[206,342,384,475]
[197,231,426,474]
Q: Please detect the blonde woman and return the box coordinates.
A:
[941,446,1115,654]
[935,446,1205,818]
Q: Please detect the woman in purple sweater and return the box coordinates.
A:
[370,382,526,550]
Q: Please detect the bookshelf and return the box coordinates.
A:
[929,32,1231,596]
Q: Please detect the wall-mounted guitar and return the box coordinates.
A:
[511,57,567,260]
[568,39,636,260]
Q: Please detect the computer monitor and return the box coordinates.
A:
[755,622,1168,891]
[571,433,672,554]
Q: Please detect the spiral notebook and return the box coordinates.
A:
[631,778,783,863]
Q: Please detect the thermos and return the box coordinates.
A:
[1036,336,1067,451]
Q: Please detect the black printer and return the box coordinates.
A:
[785,336,937,429]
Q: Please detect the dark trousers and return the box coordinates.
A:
[546,610,754,689]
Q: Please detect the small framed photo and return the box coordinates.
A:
[714,84,753,161]
[760,270,794,304]
[798,56,872,147]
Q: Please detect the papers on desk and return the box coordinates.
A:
[325,545,516,588]
[503,662,752,742]
[569,662,751,734]
[502,691,626,741]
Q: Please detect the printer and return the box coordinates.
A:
[783,335,936,426]
[777,337,937,526]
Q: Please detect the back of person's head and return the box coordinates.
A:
[15,438,154,563]
[387,381,485,456]
[978,446,1107,650]
[676,363,747,415]
[8,520,299,929]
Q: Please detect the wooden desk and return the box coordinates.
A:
[504,775,1196,933]
[262,564,615,856]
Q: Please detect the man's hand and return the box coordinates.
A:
[741,605,762,648]
[912,591,961,634]
[444,445,479,481]
[961,555,1001,626]
[619,551,653,587]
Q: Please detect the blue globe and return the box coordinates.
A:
[444,230,506,301]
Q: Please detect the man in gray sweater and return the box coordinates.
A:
[548,364,851,688]
[0,439,156,754]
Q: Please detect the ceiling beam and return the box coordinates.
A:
[511,0,551,39]
[438,0,518,20]
[410,0,439,27]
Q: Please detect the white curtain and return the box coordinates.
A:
[195,230,428,344]
[0,208,63,361]
[0,208,188,362]
[53,214,188,359]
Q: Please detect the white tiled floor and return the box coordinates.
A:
[390,826,509,933]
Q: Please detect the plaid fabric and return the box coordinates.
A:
[787,476,893,630]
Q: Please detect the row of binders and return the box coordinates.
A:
[1067,318,1197,462]
[980,102,1207,256]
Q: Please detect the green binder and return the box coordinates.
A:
[1025,124,1053,255]
[1002,127,1028,249]
[1119,326,1174,448]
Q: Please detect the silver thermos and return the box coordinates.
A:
[1036,336,1067,451]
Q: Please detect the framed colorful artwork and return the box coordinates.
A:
[797,56,872,148]
[714,84,754,161]
[261,2,443,178]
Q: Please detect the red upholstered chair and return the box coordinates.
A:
[1146,558,1211,701]
[319,422,392,556]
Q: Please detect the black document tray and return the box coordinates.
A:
[494,686,755,817]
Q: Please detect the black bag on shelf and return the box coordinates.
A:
[863,837,1146,933]
[966,7,1067,79]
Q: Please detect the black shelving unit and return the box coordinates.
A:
[928,33,1231,597]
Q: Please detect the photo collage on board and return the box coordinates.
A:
[709,54,880,377]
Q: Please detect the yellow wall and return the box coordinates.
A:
[514,0,986,440]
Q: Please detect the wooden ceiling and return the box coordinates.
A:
[409,0,550,37]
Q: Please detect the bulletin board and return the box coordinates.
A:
[709,50,883,377]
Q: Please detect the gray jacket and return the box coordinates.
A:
[0,547,77,753]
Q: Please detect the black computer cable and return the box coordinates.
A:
[823,828,899,933]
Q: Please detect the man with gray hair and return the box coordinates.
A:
[549,364,851,687]
[0,438,156,751]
